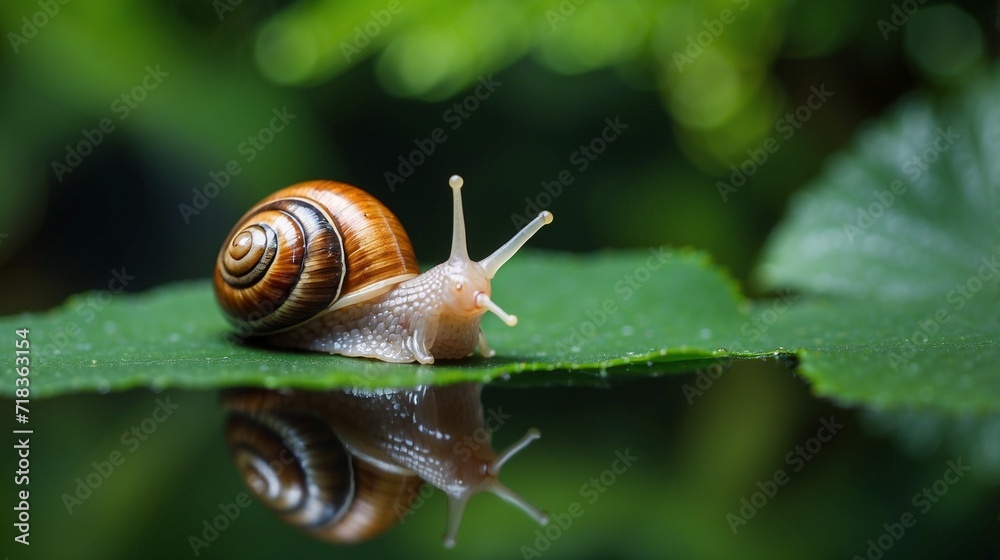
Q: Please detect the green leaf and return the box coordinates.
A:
[756,75,1000,300]
[751,297,999,412]
[754,70,1000,413]
[4,72,1000,419]
[0,250,763,399]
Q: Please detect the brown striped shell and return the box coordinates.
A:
[220,384,549,547]
[222,389,424,543]
[213,181,420,335]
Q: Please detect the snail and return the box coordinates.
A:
[213,175,552,363]
[221,383,548,547]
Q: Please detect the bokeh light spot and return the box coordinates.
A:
[904,4,983,79]
[255,17,320,85]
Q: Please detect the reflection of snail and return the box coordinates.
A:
[213,175,552,363]
[222,383,548,547]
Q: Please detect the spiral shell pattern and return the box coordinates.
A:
[213,181,420,335]
[223,389,423,543]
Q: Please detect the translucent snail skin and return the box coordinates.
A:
[214,175,552,364]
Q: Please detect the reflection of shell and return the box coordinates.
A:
[213,181,419,334]
[224,404,422,543]
[220,384,548,547]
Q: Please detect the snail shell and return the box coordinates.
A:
[213,181,420,335]
[212,175,553,364]
[224,399,422,543]
[221,384,549,547]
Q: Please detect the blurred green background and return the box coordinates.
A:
[1,0,998,558]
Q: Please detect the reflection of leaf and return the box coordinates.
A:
[753,70,1000,413]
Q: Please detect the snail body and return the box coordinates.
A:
[214,175,552,363]
[222,384,548,547]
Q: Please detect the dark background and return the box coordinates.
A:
[1,0,998,558]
